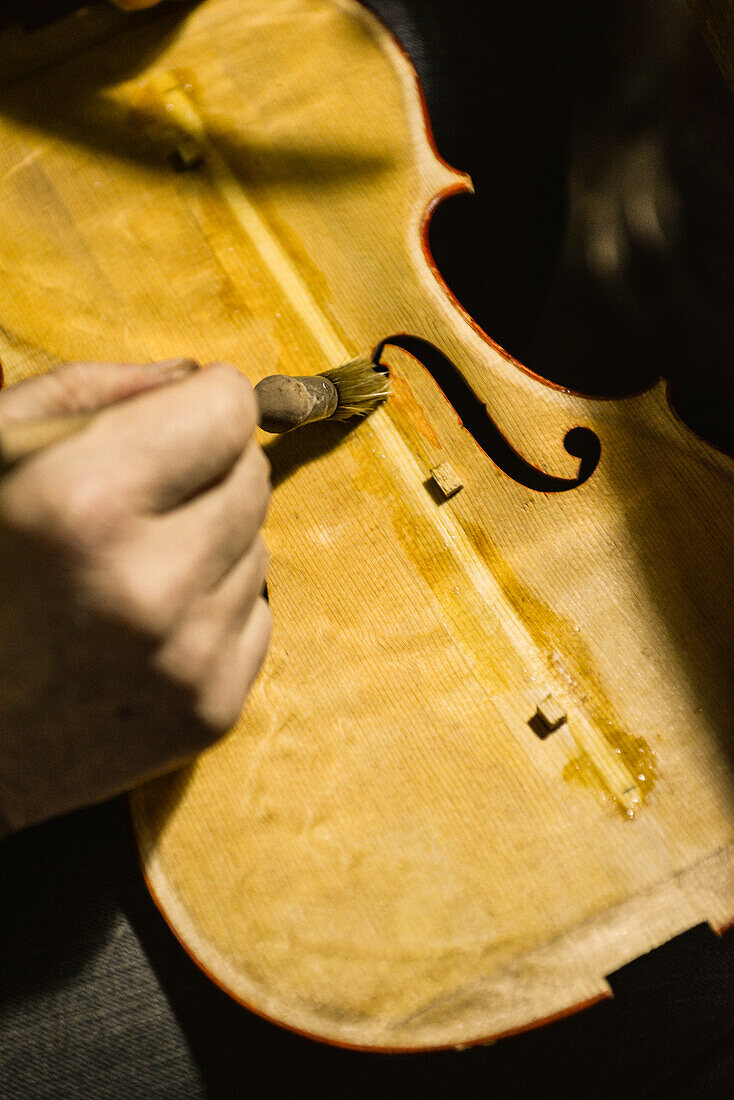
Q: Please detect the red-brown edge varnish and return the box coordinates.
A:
[126,0,732,1052]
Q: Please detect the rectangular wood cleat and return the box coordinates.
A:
[429,461,463,498]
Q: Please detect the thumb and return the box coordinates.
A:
[0,359,198,425]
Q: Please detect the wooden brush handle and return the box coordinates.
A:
[255,374,338,434]
[0,374,339,472]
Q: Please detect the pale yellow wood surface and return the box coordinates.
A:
[1,0,734,1050]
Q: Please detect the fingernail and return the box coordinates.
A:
[149,357,200,378]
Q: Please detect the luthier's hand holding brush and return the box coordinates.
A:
[0,356,389,471]
[0,354,386,832]
[0,357,275,834]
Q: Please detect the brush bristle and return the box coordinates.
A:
[320,356,390,421]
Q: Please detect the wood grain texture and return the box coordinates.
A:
[2,0,734,1050]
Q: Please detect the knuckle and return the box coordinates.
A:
[162,621,219,691]
[211,363,256,426]
[46,362,91,408]
[193,602,272,742]
[103,556,186,638]
[195,688,242,744]
[190,682,238,749]
[52,469,124,549]
[152,653,227,752]
[0,463,120,551]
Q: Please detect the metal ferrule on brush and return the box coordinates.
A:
[256,374,339,434]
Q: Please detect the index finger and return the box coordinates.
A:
[77,363,259,513]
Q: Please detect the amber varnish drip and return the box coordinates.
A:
[564,737,658,818]
[357,392,657,820]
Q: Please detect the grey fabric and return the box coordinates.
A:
[0,802,204,1100]
[1,911,205,1100]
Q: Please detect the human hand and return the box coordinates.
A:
[0,359,271,835]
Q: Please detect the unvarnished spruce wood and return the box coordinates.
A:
[1,0,733,1050]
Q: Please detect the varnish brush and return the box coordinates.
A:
[256,356,389,434]
[0,356,390,472]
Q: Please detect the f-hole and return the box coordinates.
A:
[374,334,601,493]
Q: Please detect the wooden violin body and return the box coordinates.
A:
[1,0,734,1050]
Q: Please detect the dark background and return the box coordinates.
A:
[2,0,734,1096]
